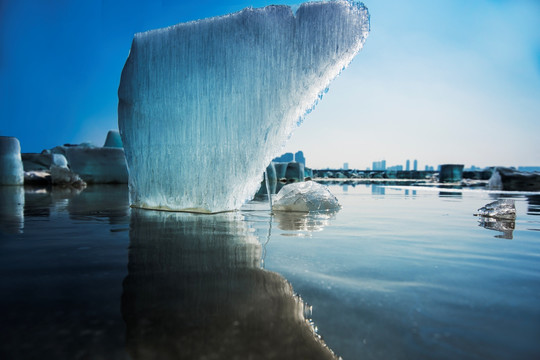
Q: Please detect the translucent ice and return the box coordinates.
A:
[0,136,24,185]
[103,130,123,148]
[118,1,369,213]
[272,181,340,212]
[52,145,128,184]
[475,199,516,220]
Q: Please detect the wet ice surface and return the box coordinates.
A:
[272,181,341,212]
[476,199,517,219]
[1,184,540,359]
[118,1,369,212]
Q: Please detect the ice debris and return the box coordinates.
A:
[488,167,540,191]
[272,181,340,212]
[475,199,516,220]
[118,1,369,212]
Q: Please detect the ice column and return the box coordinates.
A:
[0,136,24,185]
[118,1,370,213]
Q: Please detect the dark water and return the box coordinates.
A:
[1,184,539,359]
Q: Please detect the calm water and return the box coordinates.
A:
[1,184,539,359]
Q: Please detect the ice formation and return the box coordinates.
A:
[52,145,128,184]
[272,181,340,212]
[0,136,24,185]
[52,154,68,168]
[475,199,516,220]
[103,130,123,148]
[118,1,369,213]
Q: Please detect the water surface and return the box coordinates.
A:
[1,184,539,359]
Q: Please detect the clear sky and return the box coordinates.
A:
[1,0,539,170]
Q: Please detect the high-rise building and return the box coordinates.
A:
[372,160,387,171]
[405,159,410,171]
[343,162,349,170]
[413,159,418,171]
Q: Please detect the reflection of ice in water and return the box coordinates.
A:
[475,199,516,239]
[122,209,338,359]
[477,217,515,239]
[68,185,129,224]
[0,186,24,234]
[274,210,339,234]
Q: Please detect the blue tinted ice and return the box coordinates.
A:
[118,1,369,213]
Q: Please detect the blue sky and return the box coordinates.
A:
[1,0,539,169]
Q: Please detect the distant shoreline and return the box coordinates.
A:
[313,178,489,187]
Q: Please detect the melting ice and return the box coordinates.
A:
[118,1,369,212]
[272,181,341,212]
[475,199,517,220]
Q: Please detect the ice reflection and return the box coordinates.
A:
[438,191,462,198]
[0,186,24,234]
[68,185,129,224]
[477,217,515,239]
[273,210,339,232]
[527,195,540,216]
[122,209,338,360]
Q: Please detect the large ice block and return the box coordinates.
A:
[118,1,369,213]
[52,145,128,184]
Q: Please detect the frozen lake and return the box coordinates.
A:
[1,184,539,359]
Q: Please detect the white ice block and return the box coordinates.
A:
[118,1,369,212]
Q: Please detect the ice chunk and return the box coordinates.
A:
[103,130,123,148]
[118,1,369,213]
[52,145,128,184]
[475,199,516,220]
[0,136,24,185]
[50,165,86,188]
[22,152,53,171]
[52,154,68,168]
[488,167,540,191]
[272,181,340,212]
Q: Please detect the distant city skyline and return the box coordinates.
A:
[1,0,539,170]
[281,150,538,171]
